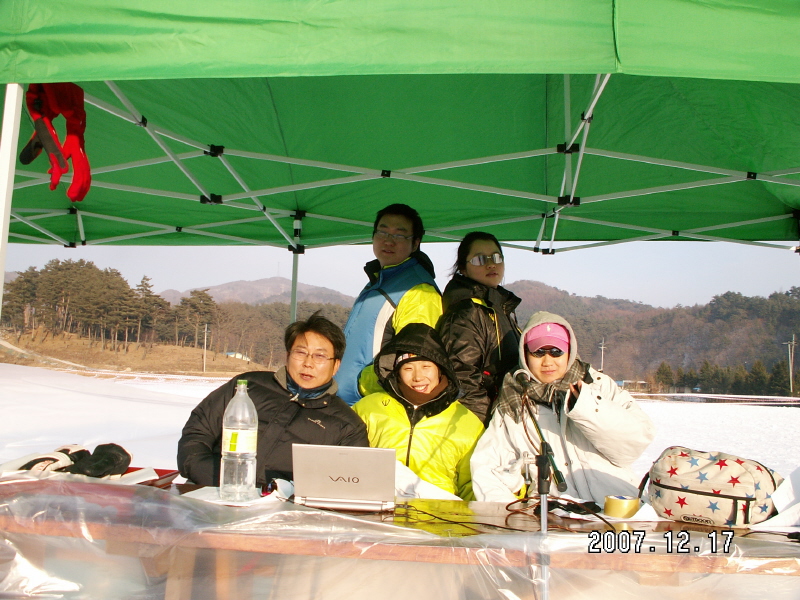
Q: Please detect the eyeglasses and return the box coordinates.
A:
[374,230,414,242]
[468,252,504,266]
[289,349,335,365]
[528,347,565,358]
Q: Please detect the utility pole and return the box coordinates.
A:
[598,338,606,372]
[203,323,208,373]
[784,334,796,395]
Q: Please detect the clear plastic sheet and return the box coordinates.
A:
[1,472,799,600]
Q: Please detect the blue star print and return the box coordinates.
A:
[688,457,700,467]
[696,472,708,483]
[707,502,720,513]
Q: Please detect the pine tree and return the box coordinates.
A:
[178,290,217,348]
[768,361,791,396]
[654,362,674,391]
[746,361,770,396]
[730,364,748,395]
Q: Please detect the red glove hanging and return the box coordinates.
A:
[20,83,91,202]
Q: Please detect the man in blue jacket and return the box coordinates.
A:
[336,204,442,405]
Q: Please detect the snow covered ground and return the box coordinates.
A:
[1,363,798,483]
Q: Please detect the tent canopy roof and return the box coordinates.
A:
[3,1,800,251]
[4,1,800,84]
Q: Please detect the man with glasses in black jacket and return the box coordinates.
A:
[178,312,369,487]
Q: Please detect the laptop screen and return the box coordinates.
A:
[292,444,396,511]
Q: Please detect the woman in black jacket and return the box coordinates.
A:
[436,232,521,425]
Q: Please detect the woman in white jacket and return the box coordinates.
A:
[471,311,656,505]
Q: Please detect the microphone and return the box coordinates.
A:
[518,372,568,493]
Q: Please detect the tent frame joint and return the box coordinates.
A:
[581,111,593,124]
[200,194,223,204]
[205,145,225,157]
[136,115,147,128]
[557,143,579,154]
[558,196,580,206]
[747,172,758,180]
[381,169,391,178]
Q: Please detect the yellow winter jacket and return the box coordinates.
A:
[354,391,484,500]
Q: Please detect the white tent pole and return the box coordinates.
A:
[567,74,611,149]
[547,210,561,253]
[757,174,800,188]
[11,213,69,245]
[392,172,557,203]
[585,147,748,176]
[764,167,800,177]
[75,211,86,244]
[534,215,547,252]
[289,212,303,323]
[569,120,591,203]
[0,83,24,323]
[217,154,297,247]
[105,81,210,197]
[582,176,742,204]
[290,252,299,323]
[8,232,61,244]
[400,147,556,174]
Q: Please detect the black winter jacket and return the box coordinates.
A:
[177,369,369,486]
[436,273,521,425]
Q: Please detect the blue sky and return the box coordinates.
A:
[4,239,799,308]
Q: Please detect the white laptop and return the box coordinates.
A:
[292,444,396,512]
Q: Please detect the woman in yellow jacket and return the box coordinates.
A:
[353,323,484,500]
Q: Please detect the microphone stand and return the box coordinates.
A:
[536,447,551,600]
[522,443,554,600]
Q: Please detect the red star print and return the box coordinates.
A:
[655,478,661,484]
[756,465,763,472]
[735,459,745,465]
[712,489,721,494]
[668,466,679,477]
[715,459,728,470]
[679,452,689,457]
[728,476,740,487]
[742,505,748,513]
[664,509,673,517]
[676,497,688,507]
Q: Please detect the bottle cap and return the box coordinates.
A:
[237,379,248,386]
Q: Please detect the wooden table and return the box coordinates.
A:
[0,476,798,600]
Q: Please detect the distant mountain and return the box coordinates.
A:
[159,277,355,308]
[506,280,655,326]
[4,271,17,284]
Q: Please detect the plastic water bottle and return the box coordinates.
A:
[219,380,259,501]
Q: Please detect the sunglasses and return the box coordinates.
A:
[468,252,504,266]
[528,347,565,358]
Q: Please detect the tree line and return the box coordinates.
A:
[513,282,800,382]
[4,259,799,391]
[1,259,348,368]
[650,359,798,396]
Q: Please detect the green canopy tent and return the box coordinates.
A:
[2,1,800,319]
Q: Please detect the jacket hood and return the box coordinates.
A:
[365,249,437,283]
[374,323,460,406]
[442,272,521,313]
[517,311,580,383]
